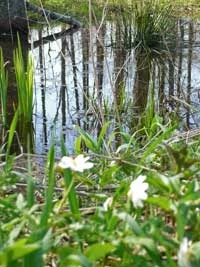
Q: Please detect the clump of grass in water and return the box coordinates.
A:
[133,0,176,59]
[13,37,34,123]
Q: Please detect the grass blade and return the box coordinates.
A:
[40,144,55,227]
[0,48,8,127]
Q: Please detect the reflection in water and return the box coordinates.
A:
[81,28,89,131]
[168,52,175,102]
[38,30,48,149]
[186,21,193,128]
[61,30,67,141]
[177,19,184,99]
[95,24,106,135]
[70,33,80,115]
[113,19,127,147]
[158,63,166,116]
[25,18,200,154]
[133,53,150,115]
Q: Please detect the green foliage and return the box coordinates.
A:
[1,122,200,266]
[74,122,111,154]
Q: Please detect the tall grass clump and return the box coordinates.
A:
[13,37,34,123]
[0,48,8,128]
[133,0,176,59]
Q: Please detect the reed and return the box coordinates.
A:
[13,37,34,123]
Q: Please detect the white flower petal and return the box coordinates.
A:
[58,156,73,169]
[177,238,191,267]
[135,175,147,183]
[127,175,149,209]
[58,154,94,172]
[103,197,113,211]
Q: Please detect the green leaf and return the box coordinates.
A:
[41,228,53,252]
[8,222,25,244]
[60,135,69,156]
[16,193,26,210]
[97,121,110,150]
[148,174,180,194]
[124,236,162,265]
[181,191,200,203]
[58,247,92,267]
[74,135,83,154]
[62,168,80,216]
[191,242,200,264]
[117,212,144,236]
[40,144,55,227]
[138,125,176,169]
[100,165,119,186]
[147,196,172,211]
[23,228,50,267]
[75,126,98,153]
[106,215,119,231]
[147,175,170,192]
[176,203,189,240]
[6,110,19,156]
[0,239,39,264]
[85,243,115,261]
[61,254,92,267]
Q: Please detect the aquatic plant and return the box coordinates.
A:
[131,0,176,125]
[133,0,176,59]
[13,37,34,123]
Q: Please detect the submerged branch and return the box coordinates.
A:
[26,1,82,28]
[32,27,79,48]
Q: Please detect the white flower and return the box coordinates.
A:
[177,238,192,267]
[127,175,149,208]
[103,197,113,211]
[110,160,116,166]
[58,154,94,172]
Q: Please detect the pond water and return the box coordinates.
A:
[1,14,200,155]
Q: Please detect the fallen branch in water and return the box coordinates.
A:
[32,27,79,48]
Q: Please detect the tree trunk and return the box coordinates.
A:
[0,0,28,33]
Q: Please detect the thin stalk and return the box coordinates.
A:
[0,48,8,127]
[40,144,55,227]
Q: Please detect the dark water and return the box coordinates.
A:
[1,18,200,155]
